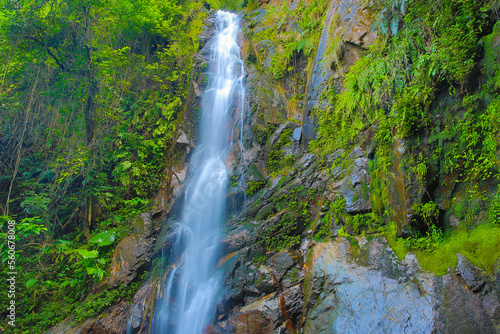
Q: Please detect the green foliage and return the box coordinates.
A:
[489,185,500,225]
[0,0,207,332]
[288,266,299,283]
[314,0,495,154]
[246,180,266,196]
[385,221,407,259]
[253,123,278,146]
[312,0,499,229]
[267,149,284,174]
[402,224,443,252]
[89,230,116,247]
[266,128,295,175]
[409,153,427,184]
[314,216,330,240]
[273,185,312,217]
[248,0,330,80]
[412,201,439,226]
[253,254,267,265]
[73,283,140,323]
[371,0,407,36]
[483,21,500,90]
[205,0,245,10]
[260,212,300,252]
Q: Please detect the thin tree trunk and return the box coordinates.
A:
[5,74,39,217]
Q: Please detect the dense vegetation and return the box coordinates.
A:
[0,0,206,331]
[244,0,500,275]
[310,0,500,273]
[0,0,499,332]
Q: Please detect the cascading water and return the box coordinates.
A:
[151,11,244,334]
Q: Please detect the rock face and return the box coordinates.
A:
[104,213,154,288]
[303,238,435,333]
[217,232,500,334]
[302,0,377,143]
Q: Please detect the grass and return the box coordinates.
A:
[386,221,500,276]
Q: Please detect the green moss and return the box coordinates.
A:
[417,224,500,275]
[483,21,500,89]
[288,266,299,283]
[385,222,409,260]
[385,221,500,275]
[267,149,284,174]
[314,216,330,241]
[337,226,359,247]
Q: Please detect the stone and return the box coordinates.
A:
[266,251,295,280]
[434,273,497,334]
[228,293,281,334]
[281,285,303,321]
[455,253,487,293]
[104,213,154,288]
[255,265,279,294]
[221,228,253,254]
[176,131,189,145]
[303,238,435,334]
[293,127,302,141]
[87,300,131,334]
[266,121,301,155]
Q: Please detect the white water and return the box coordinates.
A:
[152,11,244,334]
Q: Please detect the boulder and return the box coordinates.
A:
[228,293,281,334]
[105,213,154,288]
[303,238,435,333]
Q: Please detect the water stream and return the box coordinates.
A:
[150,11,244,334]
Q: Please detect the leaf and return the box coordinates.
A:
[390,16,399,36]
[61,280,72,287]
[86,266,97,275]
[400,0,406,14]
[89,230,116,247]
[122,161,132,170]
[77,249,99,259]
[26,278,37,288]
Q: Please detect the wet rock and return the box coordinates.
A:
[43,317,91,334]
[226,188,247,217]
[303,0,377,143]
[255,265,279,294]
[255,202,276,221]
[292,127,302,141]
[455,254,488,293]
[349,145,366,159]
[176,131,189,145]
[266,121,301,155]
[43,301,131,334]
[296,153,315,171]
[221,228,253,254]
[303,238,435,334]
[228,293,281,334]
[434,273,498,334]
[281,285,303,321]
[105,213,154,288]
[87,300,131,334]
[153,164,188,213]
[266,251,295,280]
[338,151,371,213]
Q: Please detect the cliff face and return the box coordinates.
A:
[46,0,500,333]
[208,0,500,332]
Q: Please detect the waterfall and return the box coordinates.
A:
[151,11,244,334]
